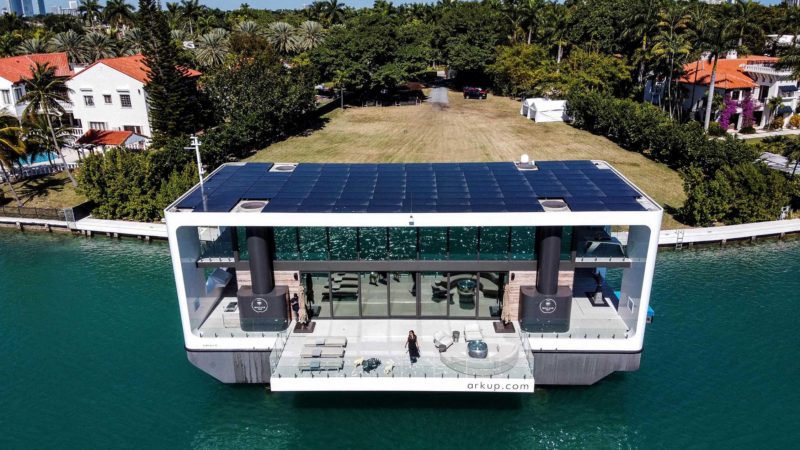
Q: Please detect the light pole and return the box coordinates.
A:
[185,134,207,211]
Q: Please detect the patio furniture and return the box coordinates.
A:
[304,336,348,347]
[452,330,460,342]
[300,347,345,358]
[464,323,483,342]
[299,358,344,371]
[440,343,520,376]
[433,330,454,351]
[431,284,448,299]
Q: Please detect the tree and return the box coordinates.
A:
[83,32,116,62]
[23,113,75,165]
[701,20,736,131]
[16,37,49,55]
[731,0,762,50]
[195,28,229,68]
[767,96,784,126]
[78,0,104,27]
[105,0,136,35]
[295,21,325,52]
[323,0,346,26]
[0,113,25,207]
[651,5,691,117]
[17,62,78,187]
[138,0,202,143]
[49,30,87,64]
[180,0,203,35]
[780,136,800,179]
[267,22,297,55]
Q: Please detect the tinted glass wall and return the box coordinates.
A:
[274,227,555,261]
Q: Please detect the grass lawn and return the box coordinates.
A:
[250,91,686,229]
[0,171,86,209]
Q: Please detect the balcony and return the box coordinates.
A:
[743,64,793,77]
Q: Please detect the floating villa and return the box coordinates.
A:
[165,159,662,393]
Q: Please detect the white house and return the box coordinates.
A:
[520,98,567,123]
[647,54,799,129]
[66,54,201,138]
[0,53,75,123]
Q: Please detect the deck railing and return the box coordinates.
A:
[269,329,290,375]
[517,326,535,376]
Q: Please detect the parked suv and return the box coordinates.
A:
[463,86,488,99]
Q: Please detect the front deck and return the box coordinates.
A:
[269,319,535,393]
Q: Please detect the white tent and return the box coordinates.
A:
[520,98,567,122]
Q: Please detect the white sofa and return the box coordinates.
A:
[463,323,483,342]
[433,330,454,350]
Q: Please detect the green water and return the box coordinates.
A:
[1,230,798,449]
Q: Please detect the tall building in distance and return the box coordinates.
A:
[6,0,24,16]
[37,0,45,15]
[21,0,34,16]
[786,0,800,7]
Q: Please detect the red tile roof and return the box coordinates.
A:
[0,53,73,83]
[76,54,201,84]
[76,130,137,146]
[679,56,779,90]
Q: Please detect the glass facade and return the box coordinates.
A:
[302,271,506,319]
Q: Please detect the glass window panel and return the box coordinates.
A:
[359,228,388,260]
[478,272,504,318]
[360,272,388,316]
[389,227,417,260]
[561,226,573,260]
[479,227,509,260]
[449,227,478,260]
[273,227,298,260]
[198,226,234,259]
[328,272,360,317]
[389,272,417,316]
[329,227,358,260]
[510,227,535,260]
[299,227,327,260]
[419,227,447,260]
[236,227,249,260]
[303,272,330,319]
[421,272,448,316]
[448,272,477,318]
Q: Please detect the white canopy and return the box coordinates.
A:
[520,98,567,122]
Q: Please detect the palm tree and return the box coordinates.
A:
[122,28,146,55]
[49,30,87,64]
[295,21,325,51]
[323,0,346,26]
[196,15,218,35]
[16,37,50,55]
[83,32,116,62]
[731,0,762,50]
[0,34,19,57]
[17,63,78,187]
[623,0,663,87]
[267,22,297,55]
[165,2,182,29]
[180,0,203,35]
[195,29,229,68]
[520,0,545,45]
[702,20,736,131]
[234,20,263,37]
[0,113,25,207]
[23,114,76,165]
[783,137,800,179]
[767,96,785,128]
[78,0,104,27]
[304,1,326,22]
[652,5,692,117]
[105,0,136,36]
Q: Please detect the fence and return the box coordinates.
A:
[0,206,66,221]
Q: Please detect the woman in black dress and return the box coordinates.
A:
[405,330,420,363]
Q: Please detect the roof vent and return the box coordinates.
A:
[516,153,537,171]
[231,200,267,213]
[270,163,298,173]
[539,198,570,212]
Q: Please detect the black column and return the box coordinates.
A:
[246,227,275,295]
[535,226,562,295]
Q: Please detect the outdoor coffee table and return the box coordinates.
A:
[467,340,488,359]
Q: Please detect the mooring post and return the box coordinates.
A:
[15,222,22,230]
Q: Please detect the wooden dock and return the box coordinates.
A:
[615,219,800,248]
[0,215,167,240]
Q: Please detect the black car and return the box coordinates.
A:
[463,86,488,99]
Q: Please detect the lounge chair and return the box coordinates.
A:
[300,347,346,358]
[464,323,483,342]
[433,330,454,351]
[304,337,348,347]
[298,358,344,371]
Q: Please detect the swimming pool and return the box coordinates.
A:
[18,152,57,166]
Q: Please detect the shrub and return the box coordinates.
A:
[789,114,800,129]
[707,122,725,137]
[739,126,756,134]
[769,115,785,130]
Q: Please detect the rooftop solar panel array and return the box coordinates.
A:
[174,161,647,213]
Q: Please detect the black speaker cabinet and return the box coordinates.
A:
[519,286,572,333]
[237,285,289,331]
